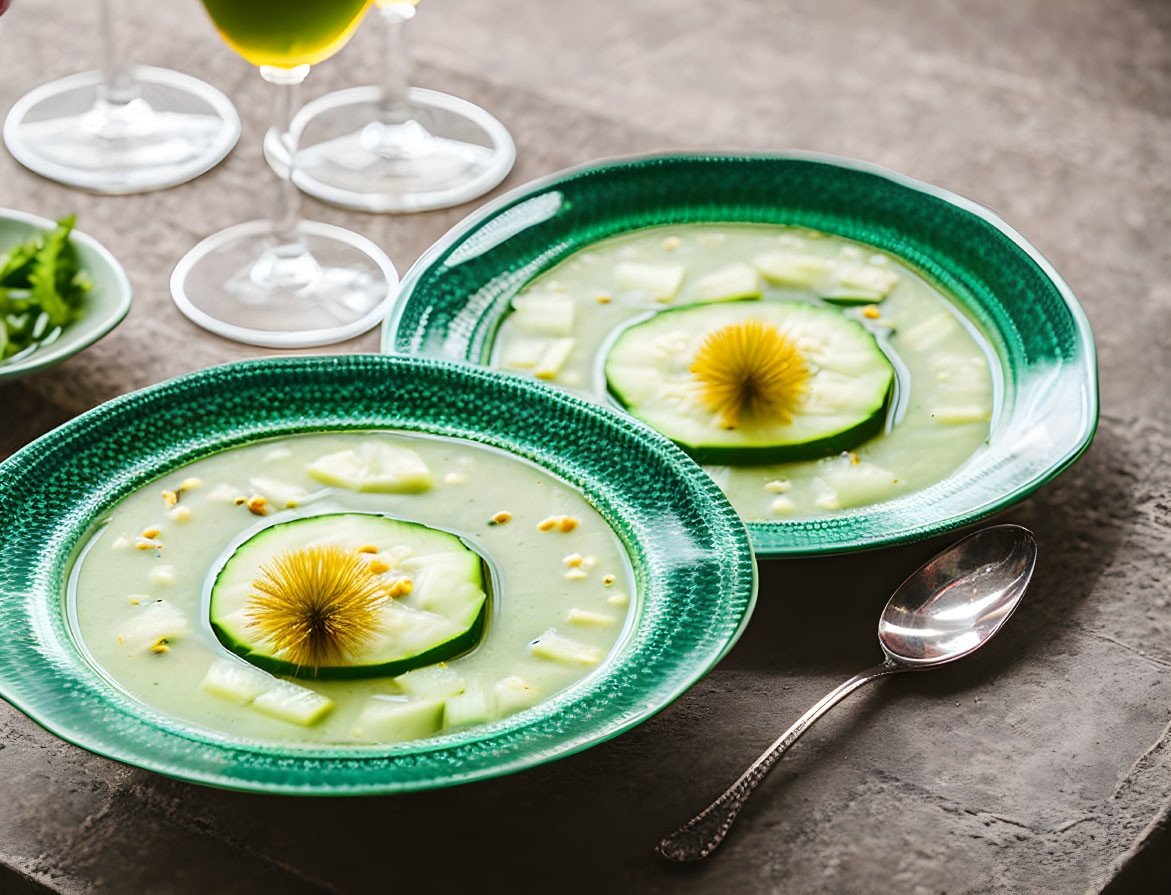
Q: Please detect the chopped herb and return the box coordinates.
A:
[0,215,91,360]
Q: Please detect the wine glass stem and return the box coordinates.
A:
[379,3,416,125]
[262,65,310,246]
[98,0,138,106]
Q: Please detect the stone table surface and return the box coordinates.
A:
[1,0,1170,892]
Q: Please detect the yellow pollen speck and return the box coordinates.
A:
[162,490,178,509]
[492,511,512,525]
[388,578,413,598]
[368,560,391,575]
[246,496,268,516]
[537,517,559,532]
[233,497,246,506]
[602,575,616,587]
[690,319,808,429]
[355,545,378,554]
[141,527,160,539]
[558,517,579,533]
[862,305,882,319]
[135,540,160,551]
[595,293,612,304]
[564,553,584,568]
[151,638,170,654]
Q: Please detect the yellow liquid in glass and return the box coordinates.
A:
[201,0,372,68]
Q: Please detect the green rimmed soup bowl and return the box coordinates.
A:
[0,355,756,794]
[383,152,1099,556]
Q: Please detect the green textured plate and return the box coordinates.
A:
[0,208,132,383]
[0,355,755,794]
[383,152,1099,556]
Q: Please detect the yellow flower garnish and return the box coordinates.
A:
[244,544,391,670]
[689,319,808,429]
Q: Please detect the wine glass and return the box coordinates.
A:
[263,1,515,213]
[171,0,398,349]
[2,0,240,194]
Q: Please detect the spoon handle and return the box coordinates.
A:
[656,661,901,862]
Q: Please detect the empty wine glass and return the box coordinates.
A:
[263,0,515,213]
[3,0,240,194]
[171,0,397,348]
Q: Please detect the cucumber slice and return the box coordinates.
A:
[605,300,895,464]
[210,513,488,680]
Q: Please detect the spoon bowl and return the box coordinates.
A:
[879,524,1036,666]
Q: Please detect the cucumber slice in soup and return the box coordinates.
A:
[210,513,488,680]
[605,300,895,464]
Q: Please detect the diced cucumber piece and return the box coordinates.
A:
[201,657,334,725]
[201,658,272,704]
[605,300,895,464]
[307,441,432,493]
[614,261,685,300]
[533,337,575,380]
[896,313,958,351]
[249,477,308,508]
[823,263,900,305]
[753,251,832,288]
[500,336,550,369]
[118,599,188,653]
[819,456,900,508]
[251,680,334,726]
[529,631,604,665]
[931,404,992,424]
[494,675,543,714]
[695,263,762,301]
[444,680,496,728]
[210,514,488,680]
[567,608,617,627]
[510,293,575,336]
[394,664,467,698]
[355,696,445,742]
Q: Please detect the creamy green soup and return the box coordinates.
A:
[492,224,996,520]
[70,432,633,745]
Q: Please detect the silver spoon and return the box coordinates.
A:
[657,523,1037,863]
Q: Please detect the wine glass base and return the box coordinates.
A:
[264,86,516,213]
[170,220,399,348]
[3,66,240,195]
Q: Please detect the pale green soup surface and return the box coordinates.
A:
[492,224,997,520]
[71,432,634,746]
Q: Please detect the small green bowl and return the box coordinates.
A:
[0,355,756,794]
[383,152,1099,556]
[0,208,132,383]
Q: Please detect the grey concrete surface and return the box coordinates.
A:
[1,0,1169,892]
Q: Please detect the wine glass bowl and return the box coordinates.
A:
[3,1,240,194]
[263,0,516,213]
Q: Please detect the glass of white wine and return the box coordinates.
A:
[3,0,240,194]
[263,0,515,213]
[170,0,397,348]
